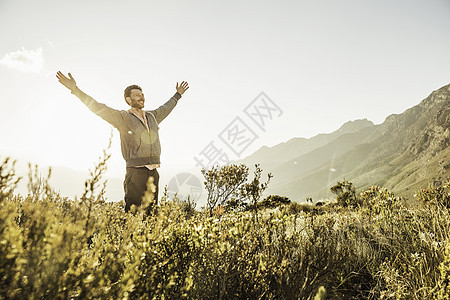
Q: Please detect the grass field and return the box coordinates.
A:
[1,156,450,299]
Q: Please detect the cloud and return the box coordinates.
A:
[0,47,44,73]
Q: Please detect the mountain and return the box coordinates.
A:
[238,83,450,202]
[239,119,374,176]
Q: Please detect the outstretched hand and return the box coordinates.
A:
[56,71,77,91]
[176,81,189,95]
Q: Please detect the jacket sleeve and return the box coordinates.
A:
[71,87,125,129]
[150,92,182,124]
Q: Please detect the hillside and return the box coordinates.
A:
[239,83,450,202]
[240,118,374,172]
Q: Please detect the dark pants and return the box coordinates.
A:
[124,167,159,212]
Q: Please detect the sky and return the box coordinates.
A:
[1,0,449,201]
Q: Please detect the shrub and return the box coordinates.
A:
[201,164,249,214]
[259,195,291,209]
[284,201,313,214]
[330,179,359,207]
[201,164,272,215]
[1,151,450,299]
[238,164,273,212]
[0,157,21,202]
[417,179,450,208]
[359,185,405,213]
[438,241,450,300]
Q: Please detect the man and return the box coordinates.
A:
[56,71,189,212]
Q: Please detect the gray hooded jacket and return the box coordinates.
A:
[71,87,181,167]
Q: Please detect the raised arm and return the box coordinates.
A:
[56,71,125,128]
[152,81,190,123]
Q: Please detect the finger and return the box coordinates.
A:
[68,73,74,80]
[57,72,67,80]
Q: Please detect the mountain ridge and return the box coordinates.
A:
[237,118,374,173]
[239,83,450,202]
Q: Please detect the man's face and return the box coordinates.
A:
[127,89,145,109]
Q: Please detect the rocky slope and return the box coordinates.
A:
[239,83,450,201]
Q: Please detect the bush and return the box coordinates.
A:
[438,241,450,300]
[417,179,450,208]
[201,164,249,214]
[259,195,291,209]
[284,201,313,214]
[0,157,21,202]
[330,179,359,207]
[201,164,272,215]
[1,153,450,299]
[359,185,405,213]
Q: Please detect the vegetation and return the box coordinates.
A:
[201,163,272,214]
[330,179,358,207]
[259,195,291,209]
[1,153,450,299]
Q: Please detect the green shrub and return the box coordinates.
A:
[1,153,450,299]
[0,157,21,202]
[201,164,249,214]
[438,241,450,300]
[417,179,450,208]
[202,164,272,215]
[360,185,406,213]
[330,179,359,207]
[259,195,291,209]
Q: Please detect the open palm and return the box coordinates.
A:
[56,71,77,91]
[176,81,189,95]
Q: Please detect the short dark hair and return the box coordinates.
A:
[124,84,142,101]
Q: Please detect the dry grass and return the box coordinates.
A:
[1,155,450,299]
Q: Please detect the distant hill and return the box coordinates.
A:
[242,118,374,172]
[238,83,450,202]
